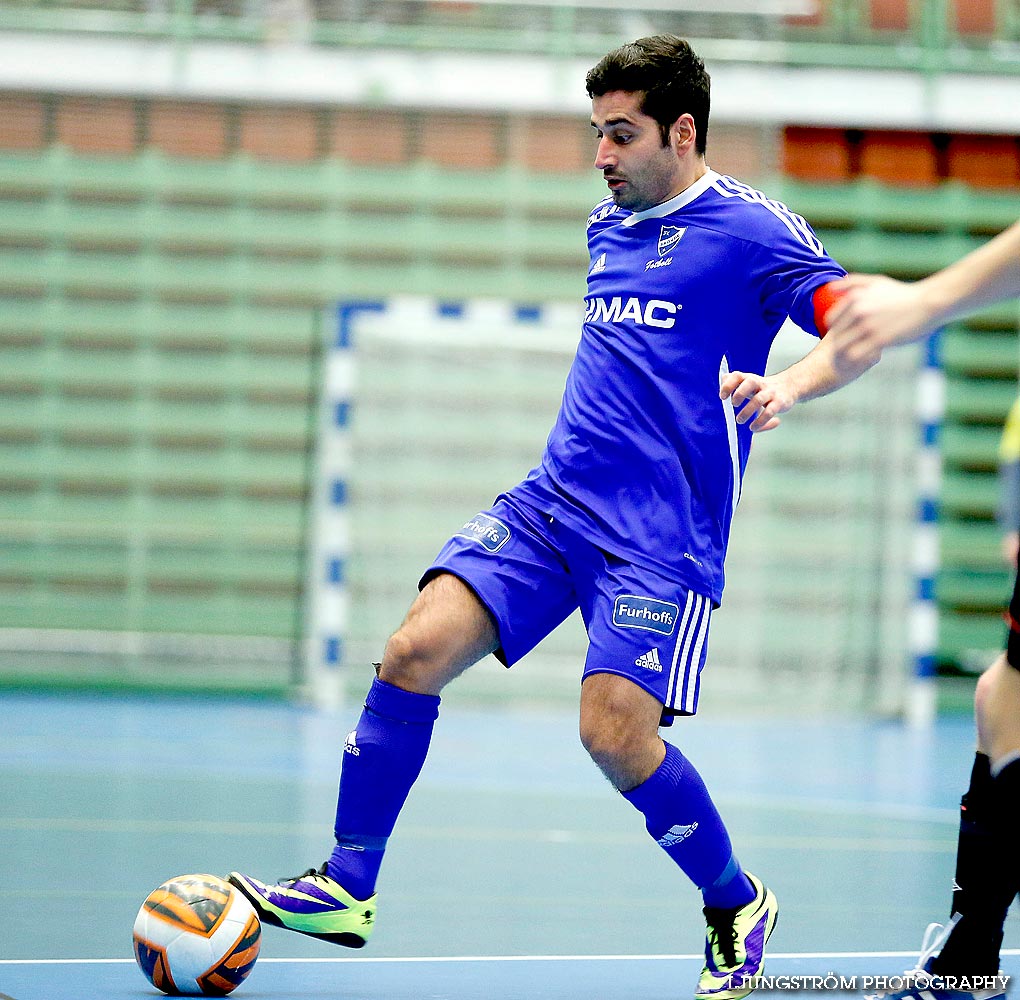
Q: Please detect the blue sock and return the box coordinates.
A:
[623,742,755,910]
[326,677,441,900]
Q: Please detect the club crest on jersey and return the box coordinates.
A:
[613,595,680,636]
[657,225,687,257]
[456,513,511,553]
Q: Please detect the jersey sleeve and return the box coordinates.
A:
[747,211,846,338]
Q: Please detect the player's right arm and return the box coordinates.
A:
[823,218,1020,367]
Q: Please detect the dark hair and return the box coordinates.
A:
[585,35,710,154]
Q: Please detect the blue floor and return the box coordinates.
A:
[1,691,1017,999]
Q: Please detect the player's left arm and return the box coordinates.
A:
[720,281,876,433]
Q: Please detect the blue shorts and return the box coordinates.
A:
[420,494,713,718]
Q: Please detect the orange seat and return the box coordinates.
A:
[0,95,47,151]
[859,130,939,186]
[947,134,1020,189]
[953,0,996,35]
[782,126,852,183]
[870,0,911,31]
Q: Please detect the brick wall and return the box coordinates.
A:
[0,93,773,181]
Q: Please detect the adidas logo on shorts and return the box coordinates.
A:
[635,648,663,672]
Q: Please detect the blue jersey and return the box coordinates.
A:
[509,169,845,604]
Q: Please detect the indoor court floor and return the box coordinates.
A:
[2,688,1018,1000]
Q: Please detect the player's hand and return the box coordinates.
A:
[823,273,934,367]
[719,371,794,432]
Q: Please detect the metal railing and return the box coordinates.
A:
[0,0,1018,74]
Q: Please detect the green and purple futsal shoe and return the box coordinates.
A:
[228,864,375,948]
[696,872,779,1000]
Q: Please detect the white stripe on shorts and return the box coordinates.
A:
[666,591,694,707]
[666,592,711,714]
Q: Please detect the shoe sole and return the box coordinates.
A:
[228,873,368,949]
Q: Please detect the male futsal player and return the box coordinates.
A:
[824,221,1020,1000]
[229,36,875,999]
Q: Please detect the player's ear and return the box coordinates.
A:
[672,115,696,153]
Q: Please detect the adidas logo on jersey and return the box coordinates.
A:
[635,648,663,672]
[587,202,617,227]
[589,252,607,275]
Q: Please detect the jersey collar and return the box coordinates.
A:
[621,168,718,227]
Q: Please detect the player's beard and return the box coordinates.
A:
[609,178,658,212]
[606,176,646,210]
[605,156,678,212]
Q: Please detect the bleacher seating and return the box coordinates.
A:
[1,113,1019,683]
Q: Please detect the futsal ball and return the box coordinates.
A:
[132,874,261,996]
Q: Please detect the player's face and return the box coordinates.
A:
[591,90,683,212]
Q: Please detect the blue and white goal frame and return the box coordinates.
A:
[303,301,383,710]
[304,298,941,721]
[302,297,579,710]
[907,331,945,727]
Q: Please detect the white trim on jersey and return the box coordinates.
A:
[620,168,719,227]
[711,174,825,256]
[719,355,742,516]
[586,195,618,228]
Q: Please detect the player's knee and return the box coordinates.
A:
[579,703,641,782]
[974,653,1020,761]
[974,661,997,723]
[579,674,665,788]
[972,653,1018,722]
[579,715,618,770]
[378,628,442,695]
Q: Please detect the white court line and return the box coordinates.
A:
[4,951,1020,965]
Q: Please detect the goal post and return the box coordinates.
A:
[305,296,922,715]
[302,301,381,710]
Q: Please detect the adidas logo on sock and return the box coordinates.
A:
[344,730,360,756]
[658,822,699,848]
[635,648,663,672]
